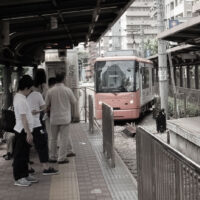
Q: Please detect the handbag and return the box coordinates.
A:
[1,108,16,132]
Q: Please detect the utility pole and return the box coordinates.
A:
[157,0,168,118]
[140,24,145,58]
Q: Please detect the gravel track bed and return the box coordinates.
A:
[114,112,156,180]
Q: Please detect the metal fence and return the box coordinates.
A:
[136,126,200,200]
[168,86,200,118]
[102,103,115,168]
[88,94,94,134]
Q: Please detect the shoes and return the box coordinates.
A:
[43,167,59,176]
[28,167,35,174]
[25,175,38,183]
[3,153,12,160]
[67,152,76,157]
[57,159,69,164]
[49,159,57,163]
[14,178,31,187]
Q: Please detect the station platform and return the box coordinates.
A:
[0,123,138,200]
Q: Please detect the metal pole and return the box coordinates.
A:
[3,64,12,109]
[17,66,23,81]
[84,87,87,123]
[0,20,10,47]
[140,24,145,58]
[157,0,168,119]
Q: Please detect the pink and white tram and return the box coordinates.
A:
[94,56,155,120]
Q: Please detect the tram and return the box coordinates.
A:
[94,56,155,120]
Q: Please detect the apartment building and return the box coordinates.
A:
[192,0,200,16]
[99,0,157,57]
[165,0,194,28]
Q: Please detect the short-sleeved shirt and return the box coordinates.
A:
[13,93,33,133]
[45,83,76,125]
[27,91,45,128]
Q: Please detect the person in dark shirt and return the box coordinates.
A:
[156,109,166,133]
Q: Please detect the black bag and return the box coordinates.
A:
[1,109,16,132]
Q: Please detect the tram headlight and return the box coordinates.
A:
[130,100,134,104]
[99,101,102,105]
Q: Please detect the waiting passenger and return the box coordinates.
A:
[13,75,38,187]
[45,77,57,149]
[27,71,58,175]
[46,72,77,164]
[156,109,166,133]
[33,68,48,98]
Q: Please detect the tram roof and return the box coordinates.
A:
[158,15,200,45]
[95,56,153,64]
[0,0,134,65]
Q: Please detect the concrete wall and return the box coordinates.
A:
[168,121,200,164]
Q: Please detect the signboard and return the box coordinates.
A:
[169,20,179,29]
[158,68,167,81]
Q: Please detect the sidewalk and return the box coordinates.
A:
[0,123,138,200]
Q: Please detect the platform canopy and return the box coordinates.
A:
[0,0,134,65]
[158,15,200,45]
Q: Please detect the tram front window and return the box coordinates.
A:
[95,60,136,93]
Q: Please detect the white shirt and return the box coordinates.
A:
[27,91,45,128]
[45,83,76,125]
[13,93,33,133]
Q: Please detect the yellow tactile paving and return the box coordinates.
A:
[49,158,80,200]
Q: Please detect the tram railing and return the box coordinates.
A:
[88,94,94,134]
[72,86,94,123]
[102,103,115,168]
[136,126,200,200]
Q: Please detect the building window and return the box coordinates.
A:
[170,2,174,10]
[187,11,192,17]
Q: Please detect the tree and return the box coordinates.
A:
[144,39,158,57]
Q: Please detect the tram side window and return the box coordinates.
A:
[142,67,149,89]
[152,68,155,86]
[135,64,139,90]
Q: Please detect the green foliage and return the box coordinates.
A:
[78,51,89,67]
[144,39,158,57]
[168,96,200,118]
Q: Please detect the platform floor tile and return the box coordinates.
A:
[72,123,113,200]
[49,158,80,200]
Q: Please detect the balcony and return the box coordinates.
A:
[127,20,156,26]
[130,2,153,7]
[126,11,150,17]
[144,29,158,35]
[192,2,200,15]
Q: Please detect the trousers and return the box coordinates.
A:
[13,130,30,180]
[32,126,49,163]
[49,124,73,162]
